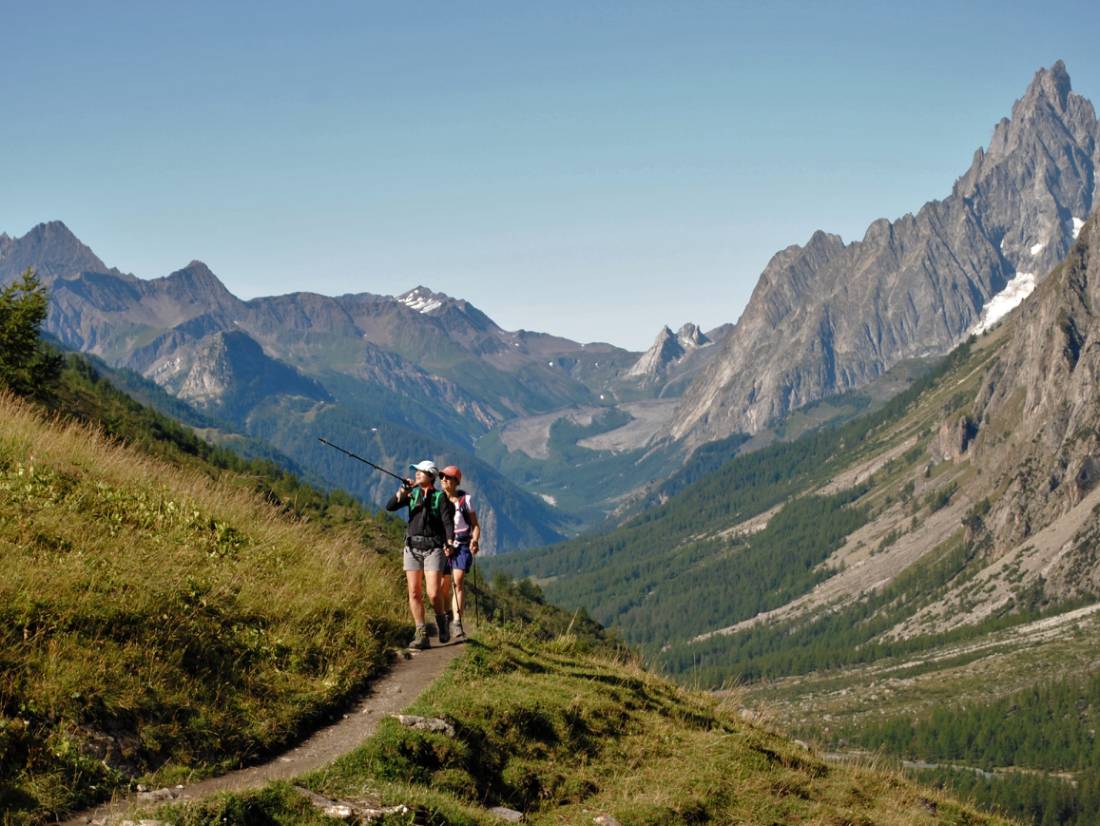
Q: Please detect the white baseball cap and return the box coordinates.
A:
[409,460,438,475]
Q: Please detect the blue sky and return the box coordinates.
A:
[3,2,1099,350]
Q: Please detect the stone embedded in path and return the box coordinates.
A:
[593,816,623,826]
[292,786,410,822]
[392,713,456,736]
[135,788,178,804]
[488,806,525,822]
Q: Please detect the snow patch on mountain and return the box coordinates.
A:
[399,287,444,314]
[1074,217,1086,239]
[970,272,1037,335]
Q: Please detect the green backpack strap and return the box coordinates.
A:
[408,488,443,516]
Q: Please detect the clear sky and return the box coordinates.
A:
[3,1,1099,351]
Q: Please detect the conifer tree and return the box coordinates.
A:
[0,268,62,396]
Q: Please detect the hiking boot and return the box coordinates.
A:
[453,620,465,639]
[436,613,450,644]
[409,625,430,650]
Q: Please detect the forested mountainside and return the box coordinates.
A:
[494,210,1100,823]
[672,61,1098,448]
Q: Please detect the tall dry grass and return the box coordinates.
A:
[0,391,407,824]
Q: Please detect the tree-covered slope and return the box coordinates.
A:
[490,338,992,649]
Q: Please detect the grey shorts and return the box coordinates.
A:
[403,545,447,572]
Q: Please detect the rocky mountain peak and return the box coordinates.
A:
[1026,59,1072,112]
[0,220,109,284]
[394,285,500,336]
[626,322,711,380]
[157,260,239,308]
[676,323,709,348]
[168,260,221,286]
[398,286,447,314]
[980,61,1096,169]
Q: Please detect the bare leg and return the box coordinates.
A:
[452,569,466,618]
[406,570,425,625]
[440,573,452,614]
[424,570,444,616]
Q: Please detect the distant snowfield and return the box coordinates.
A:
[400,289,443,314]
[970,271,1037,335]
[1073,216,1086,239]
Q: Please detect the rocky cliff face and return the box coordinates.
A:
[965,212,1100,595]
[672,62,1099,448]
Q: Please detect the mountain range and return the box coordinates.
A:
[1,221,734,549]
[3,61,1096,554]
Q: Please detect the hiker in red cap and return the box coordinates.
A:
[439,464,480,639]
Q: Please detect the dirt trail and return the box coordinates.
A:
[65,639,467,825]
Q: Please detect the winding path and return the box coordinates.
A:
[65,639,467,825]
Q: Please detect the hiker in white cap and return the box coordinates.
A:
[386,460,456,649]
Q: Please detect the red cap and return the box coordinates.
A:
[440,465,462,482]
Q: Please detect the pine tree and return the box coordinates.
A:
[0,268,62,396]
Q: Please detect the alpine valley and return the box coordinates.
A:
[5,59,1100,824]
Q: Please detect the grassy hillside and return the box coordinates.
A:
[0,386,409,824]
[150,626,1012,826]
[46,353,391,538]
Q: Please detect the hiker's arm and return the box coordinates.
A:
[441,495,456,544]
[469,509,481,554]
[385,486,408,512]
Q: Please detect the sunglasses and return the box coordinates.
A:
[440,474,456,482]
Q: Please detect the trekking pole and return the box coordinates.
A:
[318,437,408,484]
[450,564,460,627]
[472,557,479,626]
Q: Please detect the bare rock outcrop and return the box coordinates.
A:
[673,62,1099,449]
